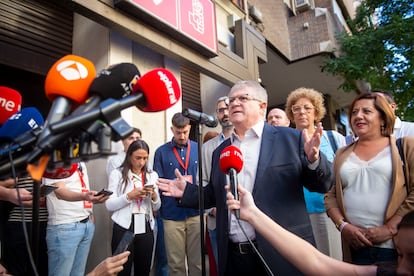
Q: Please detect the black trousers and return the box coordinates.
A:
[225,241,268,276]
[112,220,154,276]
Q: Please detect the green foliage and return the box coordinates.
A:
[322,0,414,120]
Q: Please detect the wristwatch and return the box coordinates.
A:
[335,219,345,230]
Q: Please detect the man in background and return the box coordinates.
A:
[153,113,201,276]
[267,107,290,127]
[106,128,141,176]
[202,96,234,275]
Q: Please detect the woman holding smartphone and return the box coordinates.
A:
[105,140,161,276]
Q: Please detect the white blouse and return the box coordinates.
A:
[340,146,394,248]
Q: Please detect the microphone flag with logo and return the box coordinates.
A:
[219,145,243,219]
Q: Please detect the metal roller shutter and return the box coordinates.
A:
[181,64,201,112]
[0,0,73,74]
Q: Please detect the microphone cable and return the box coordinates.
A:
[236,217,275,276]
[8,150,39,276]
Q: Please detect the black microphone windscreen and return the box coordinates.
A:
[89,63,140,99]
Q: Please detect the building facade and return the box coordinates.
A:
[0,0,360,270]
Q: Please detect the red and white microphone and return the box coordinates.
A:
[0,86,22,125]
[219,145,244,219]
[133,68,180,112]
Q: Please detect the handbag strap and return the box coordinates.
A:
[396,138,409,194]
[327,130,338,153]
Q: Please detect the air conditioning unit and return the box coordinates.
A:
[294,0,311,12]
[248,6,264,23]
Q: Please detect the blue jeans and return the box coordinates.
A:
[46,220,95,276]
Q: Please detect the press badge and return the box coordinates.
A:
[183,175,193,184]
[134,213,145,234]
[82,189,92,209]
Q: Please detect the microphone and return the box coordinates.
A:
[0,86,22,125]
[0,107,44,142]
[0,107,44,175]
[38,54,96,140]
[27,55,96,164]
[49,68,181,134]
[0,107,44,157]
[72,62,140,116]
[133,68,180,112]
[219,145,243,219]
[29,62,141,164]
[182,108,218,127]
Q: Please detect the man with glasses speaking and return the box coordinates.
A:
[157,80,333,275]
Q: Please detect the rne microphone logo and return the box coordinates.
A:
[220,150,230,159]
[56,60,89,81]
[0,97,20,112]
[157,70,178,104]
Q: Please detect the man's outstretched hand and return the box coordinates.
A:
[156,168,187,198]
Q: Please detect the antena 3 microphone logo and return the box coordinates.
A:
[56,60,89,81]
[157,70,178,105]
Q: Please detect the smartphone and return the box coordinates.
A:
[95,188,113,197]
[143,183,154,188]
[40,184,58,196]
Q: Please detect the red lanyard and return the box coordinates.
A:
[172,142,191,173]
[131,171,145,189]
[131,171,145,210]
[77,164,86,189]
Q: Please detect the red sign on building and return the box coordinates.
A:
[115,0,218,57]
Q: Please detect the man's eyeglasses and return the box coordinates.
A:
[228,94,262,104]
[291,105,314,114]
[216,107,228,114]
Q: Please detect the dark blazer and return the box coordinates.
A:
[180,123,333,275]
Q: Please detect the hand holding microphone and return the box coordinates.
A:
[219,145,243,219]
[226,183,257,223]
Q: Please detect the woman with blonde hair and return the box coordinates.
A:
[285,87,345,260]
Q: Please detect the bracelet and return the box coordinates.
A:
[339,221,349,232]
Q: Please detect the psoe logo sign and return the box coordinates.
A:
[56,60,89,81]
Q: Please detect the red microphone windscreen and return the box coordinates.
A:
[43,163,78,179]
[88,63,140,99]
[219,145,243,174]
[0,86,22,124]
[133,68,181,112]
[45,55,96,104]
